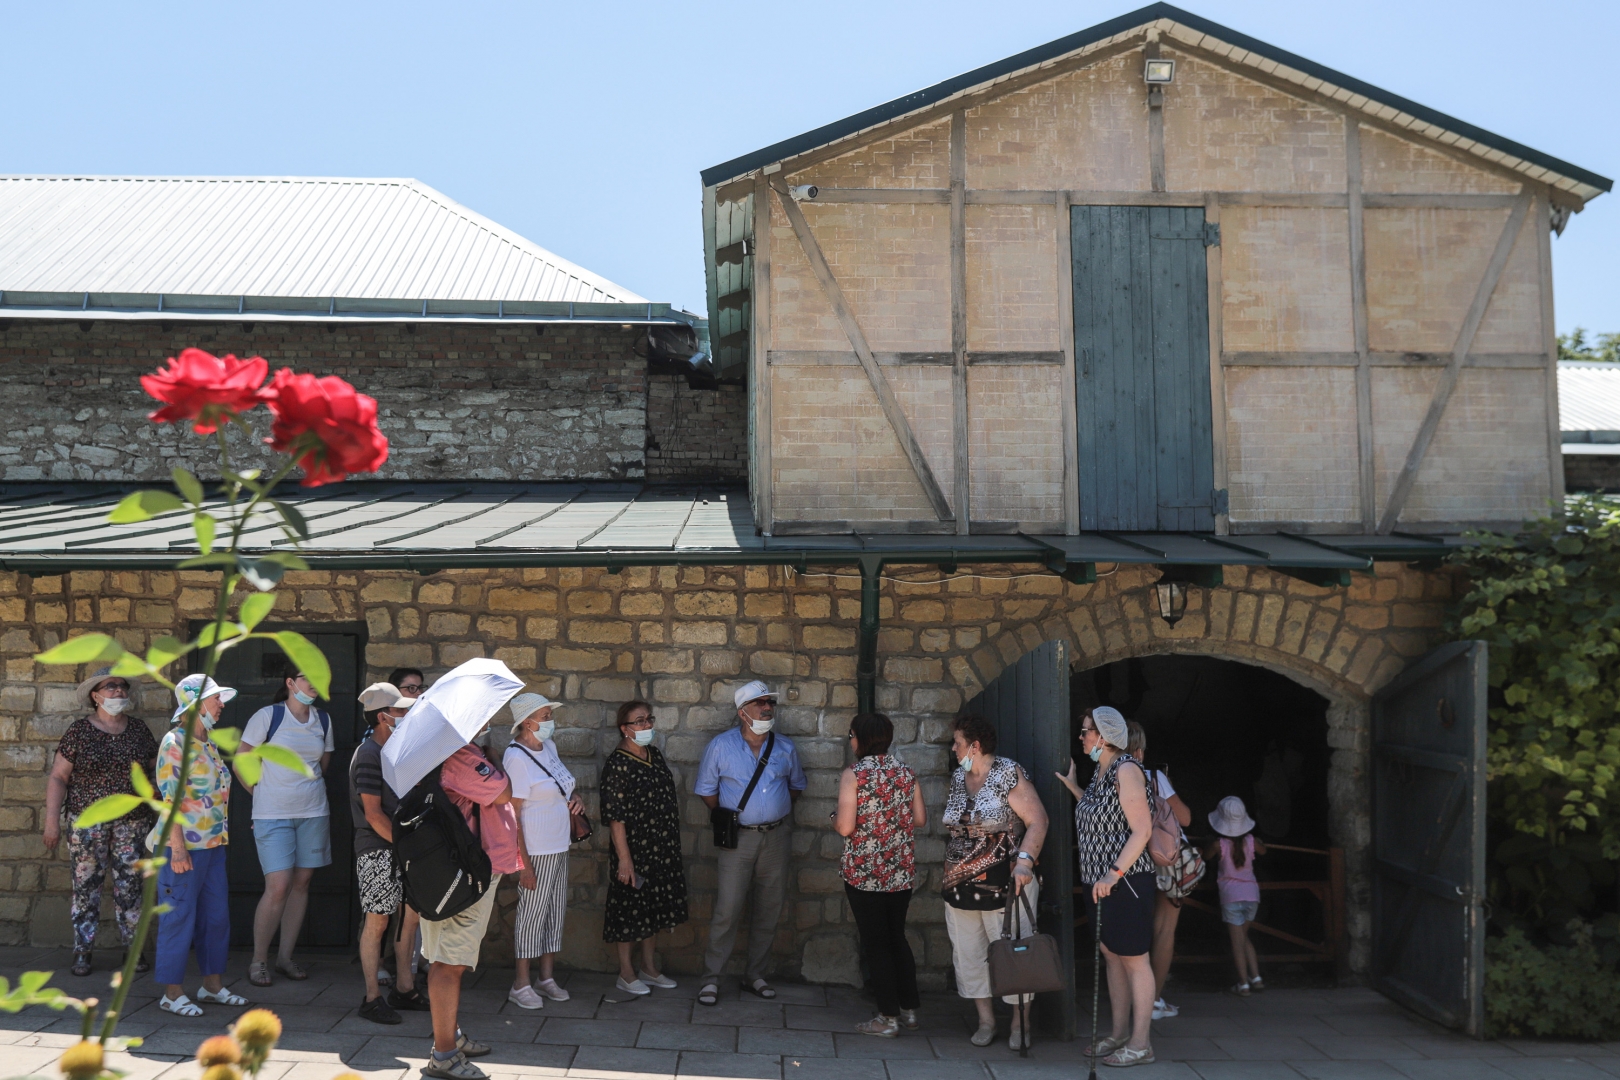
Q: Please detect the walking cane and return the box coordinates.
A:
[1087,898,1102,1080]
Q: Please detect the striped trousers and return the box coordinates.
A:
[514,851,568,958]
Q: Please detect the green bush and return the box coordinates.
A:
[1485,923,1620,1038]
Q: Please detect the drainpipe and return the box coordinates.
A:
[856,555,882,713]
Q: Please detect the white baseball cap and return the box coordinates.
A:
[734,680,775,709]
[358,682,411,712]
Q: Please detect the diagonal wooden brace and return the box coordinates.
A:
[1377,190,1532,533]
[771,180,955,522]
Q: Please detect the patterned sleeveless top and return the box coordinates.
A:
[944,757,1026,837]
[840,755,916,892]
[1075,752,1156,884]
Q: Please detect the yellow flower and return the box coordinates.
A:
[201,1066,241,1080]
[231,1009,282,1050]
[58,1040,104,1080]
[196,1036,242,1067]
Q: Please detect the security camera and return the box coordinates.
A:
[789,184,819,202]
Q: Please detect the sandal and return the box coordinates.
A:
[275,959,308,981]
[1101,1045,1155,1068]
[1085,1036,1127,1058]
[743,979,776,1000]
[697,984,719,1007]
[196,987,248,1006]
[248,962,273,987]
[1248,976,1265,992]
[71,952,92,978]
[1229,981,1251,996]
[160,994,203,1017]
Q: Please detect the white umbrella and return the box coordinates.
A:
[382,657,524,797]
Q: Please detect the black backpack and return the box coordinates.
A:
[392,765,492,922]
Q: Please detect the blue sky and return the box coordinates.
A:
[4,1,1614,333]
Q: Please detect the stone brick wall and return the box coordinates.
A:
[0,319,648,482]
[0,559,1459,981]
[644,375,748,483]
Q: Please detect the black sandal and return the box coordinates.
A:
[71,952,92,978]
[697,984,719,1007]
[743,980,777,1000]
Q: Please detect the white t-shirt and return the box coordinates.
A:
[241,704,336,819]
[502,739,575,856]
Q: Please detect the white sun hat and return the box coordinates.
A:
[1208,795,1257,838]
[509,692,562,731]
[169,673,237,726]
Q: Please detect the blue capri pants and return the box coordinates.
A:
[153,846,230,985]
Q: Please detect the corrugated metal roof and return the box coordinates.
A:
[1559,362,1620,434]
[0,175,644,305]
[0,482,1455,574]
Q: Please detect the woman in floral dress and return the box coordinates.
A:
[835,712,926,1037]
[600,700,687,992]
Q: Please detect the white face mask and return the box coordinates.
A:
[959,753,974,771]
[632,728,655,746]
[531,720,555,742]
[98,697,131,715]
[749,718,775,736]
[292,689,317,706]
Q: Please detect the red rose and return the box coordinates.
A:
[140,349,269,433]
[263,368,389,485]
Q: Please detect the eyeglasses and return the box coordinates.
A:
[1081,724,1098,735]
[398,683,424,695]
[99,683,131,694]
[624,715,654,729]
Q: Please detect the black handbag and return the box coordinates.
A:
[710,732,774,850]
[510,742,591,844]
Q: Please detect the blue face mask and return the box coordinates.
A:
[958,753,973,771]
[1088,744,1104,763]
[293,689,317,706]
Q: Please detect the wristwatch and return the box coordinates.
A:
[1016,851,1035,864]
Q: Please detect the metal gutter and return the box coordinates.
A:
[0,293,697,327]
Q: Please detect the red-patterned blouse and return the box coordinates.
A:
[840,755,917,892]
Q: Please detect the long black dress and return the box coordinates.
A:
[600,745,688,943]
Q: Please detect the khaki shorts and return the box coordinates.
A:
[420,874,502,969]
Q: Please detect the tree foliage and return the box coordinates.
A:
[1558,327,1620,363]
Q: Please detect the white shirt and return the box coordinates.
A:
[241,704,336,819]
[502,739,575,856]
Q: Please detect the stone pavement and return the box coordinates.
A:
[0,949,1616,1080]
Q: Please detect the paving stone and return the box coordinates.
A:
[1151,1036,1231,1060]
[881,1061,992,1080]
[677,1050,783,1079]
[538,1017,643,1047]
[1183,1064,1307,1080]
[829,1034,935,1059]
[1491,1060,1616,1080]
[693,1001,787,1029]
[1290,1063,1411,1080]
[787,1004,879,1033]
[1502,1042,1617,1058]
[1392,1062,1516,1080]
[739,1028,838,1058]
[781,1058,886,1080]
[1396,1036,1526,1058]
[990,1062,1200,1080]
[569,1045,680,1079]
[641,1021,739,1051]
[1304,1037,1424,1061]
[1210,1036,1328,1061]
[599,995,697,1023]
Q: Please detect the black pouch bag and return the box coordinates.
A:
[710,732,775,850]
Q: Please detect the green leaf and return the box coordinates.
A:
[107,653,153,678]
[18,971,49,995]
[238,593,276,632]
[71,794,143,829]
[194,622,244,649]
[271,498,311,541]
[237,557,284,592]
[273,631,330,698]
[108,489,185,524]
[146,636,188,670]
[171,467,205,506]
[252,743,314,777]
[234,753,262,787]
[208,727,242,753]
[193,513,217,556]
[33,634,122,666]
[129,762,154,799]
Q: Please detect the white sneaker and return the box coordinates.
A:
[638,970,677,990]
[535,978,570,1002]
[507,985,545,1010]
[1151,997,1180,1020]
[615,976,651,996]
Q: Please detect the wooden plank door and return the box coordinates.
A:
[965,639,1075,1039]
[1371,640,1488,1035]
[195,623,366,948]
[1072,205,1215,531]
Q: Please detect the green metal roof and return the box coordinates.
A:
[0,482,1456,574]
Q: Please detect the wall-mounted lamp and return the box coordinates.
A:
[1144,59,1175,84]
[1155,579,1188,627]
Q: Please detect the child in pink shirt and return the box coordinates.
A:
[1205,796,1267,995]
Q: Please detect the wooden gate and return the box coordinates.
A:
[965,639,1075,1039]
[1071,204,1216,531]
[1371,640,1488,1035]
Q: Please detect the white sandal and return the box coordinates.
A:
[196,987,248,1006]
[159,994,203,1017]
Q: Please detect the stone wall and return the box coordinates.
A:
[0,559,1460,981]
[0,319,648,483]
[644,375,748,483]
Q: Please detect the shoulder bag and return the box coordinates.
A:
[710,732,774,850]
[510,743,591,844]
[1146,768,1182,868]
[986,888,1067,1000]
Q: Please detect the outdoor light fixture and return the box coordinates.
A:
[1144,58,1175,84]
[1155,578,1189,626]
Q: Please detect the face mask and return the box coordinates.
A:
[632,728,655,746]
[749,718,774,736]
[1088,744,1104,763]
[292,689,317,706]
[99,697,131,715]
[531,720,555,742]
[201,707,218,731]
[958,754,973,771]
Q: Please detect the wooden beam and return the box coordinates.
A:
[807,188,950,204]
[771,181,955,522]
[1221,351,1547,368]
[804,188,1481,209]
[1377,190,1533,533]
[1346,120,1376,534]
[1218,192,1349,208]
[1361,193,1522,209]
[1056,190,1080,534]
[751,180,773,533]
[1536,194,1566,505]
[768,349,1062,366]
[1223,352,1360,367]
[951,110,971,536]
[1146,37,1166,193]
[1205,191,1229,535]
[969,350,1066,365]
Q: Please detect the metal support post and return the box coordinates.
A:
[856,555,883,713]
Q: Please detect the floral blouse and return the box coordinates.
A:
[55,715,158,824]
[152,729,232,851]
[840,755,916,892]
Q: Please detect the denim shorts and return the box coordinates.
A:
[1222,900,1260,926]
[253,816,332,874]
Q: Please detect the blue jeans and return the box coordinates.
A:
[154,846,230,985]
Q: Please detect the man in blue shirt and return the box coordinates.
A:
[694,680,806,1005]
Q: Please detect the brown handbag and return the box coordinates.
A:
[986,889,1067,999]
